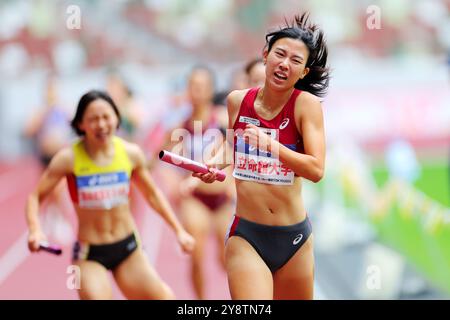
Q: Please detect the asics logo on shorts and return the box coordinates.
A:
[293,233,303,245]
[127,240,137,251]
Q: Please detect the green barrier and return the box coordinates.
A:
[339,173,450,294]
[371,191,450,293]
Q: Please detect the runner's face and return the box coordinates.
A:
[264,37,310,91]
[78,99,119,144]
[188,70,214,107]
[248,62,266,88]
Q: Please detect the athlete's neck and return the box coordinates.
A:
[83,137,114,160]
[191,103,211,122]
[259,86,294,111]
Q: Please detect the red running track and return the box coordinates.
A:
[0,158,229,300]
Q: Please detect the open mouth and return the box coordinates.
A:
[274,71,288,81]
[95,132,109,140]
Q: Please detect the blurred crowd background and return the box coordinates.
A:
[0,0,449,299]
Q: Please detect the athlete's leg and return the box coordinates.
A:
[180,196,211,299]
[225,236,273,299]
[273,234,314,300]
[74,260,113,300]
[113,249,174,300]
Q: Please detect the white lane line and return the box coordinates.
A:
[0,231,30,286]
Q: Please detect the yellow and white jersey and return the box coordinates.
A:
[67,136,132,210]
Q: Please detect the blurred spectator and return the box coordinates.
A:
[245,57,265,88]
[23,76,72,167]
[106,73,145,142]
[214,57,265,107]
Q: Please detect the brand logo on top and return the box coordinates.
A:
[279,118,290,130]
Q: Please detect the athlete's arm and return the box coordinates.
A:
[278,92,325,182]
[127,143,195,253]
[25,147,73,251]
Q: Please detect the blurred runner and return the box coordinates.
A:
[26,90,195,300]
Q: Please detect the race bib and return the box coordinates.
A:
[233,128,295,185]
[76,172,129,209]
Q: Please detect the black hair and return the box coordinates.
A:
[265,13,330,97]
[245,58,264,76]
[70,90,121,136]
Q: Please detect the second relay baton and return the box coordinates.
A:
[39,242,63,255]
[159,150,226,182]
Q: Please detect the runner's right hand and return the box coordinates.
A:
[192,164,220,184]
